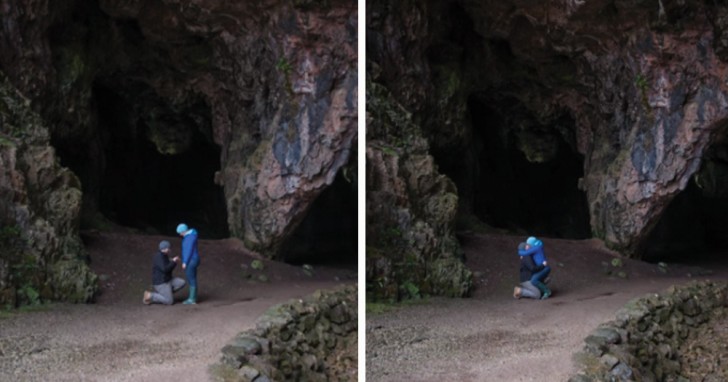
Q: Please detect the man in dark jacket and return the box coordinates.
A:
[143,240,186,305]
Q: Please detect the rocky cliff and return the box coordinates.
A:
[366,72,472,301]
[0,72,97,306]
[367,0,728,298]
[0,0,356,304]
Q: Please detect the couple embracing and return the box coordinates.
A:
[514,236,552,300]
[143,223,201,305]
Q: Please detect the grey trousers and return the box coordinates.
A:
[520,281,541,299]
[150,277,186,305]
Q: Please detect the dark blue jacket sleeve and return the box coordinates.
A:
[182,234,196,265]
[518,246,540,256]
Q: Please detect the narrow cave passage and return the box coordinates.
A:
[437,96,591,238]
[643,139,728,264]
[279,172,357,266]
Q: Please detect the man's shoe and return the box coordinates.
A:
[143,291,151,305]
[541,289,552,300]
[513,286,522,299]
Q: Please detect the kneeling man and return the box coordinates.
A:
[143,240,186,305]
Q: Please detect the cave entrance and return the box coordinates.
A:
[443,95,591,238]
[54,83,229,238]
[279,172,357,266]
[642,138,728,264]
[95,84,229,238]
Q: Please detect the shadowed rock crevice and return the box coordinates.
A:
[642,129,728,263]
[279,172,357,266]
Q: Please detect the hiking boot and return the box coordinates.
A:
[183,286,197,305]
[513,286,522,299]
[532,280,550,299]
[143,291,151,305]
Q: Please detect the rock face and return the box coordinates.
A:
[0,73,97,306]
[367,0,728,257]
[366,73,472,301]
[0,0,357,261]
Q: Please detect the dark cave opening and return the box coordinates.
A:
[279,172,357,266]
[642,140,728,264]
[95,84,228,238]
[55,83,229,239]
[442,96,592,238]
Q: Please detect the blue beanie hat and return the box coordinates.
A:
[159,240,171,250]
[176,223,188,234]
[526,236,538,246]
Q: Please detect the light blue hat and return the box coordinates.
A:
[526,236,538,246]
[176,223,189,234]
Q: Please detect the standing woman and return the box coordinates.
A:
[177,223,200,304]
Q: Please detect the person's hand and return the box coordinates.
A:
[543,261,548,266]
[182,263,186,270]
[172,256,180,262]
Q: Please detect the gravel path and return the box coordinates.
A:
[366,233,728,381]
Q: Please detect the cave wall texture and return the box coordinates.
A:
[367,0,728,299]
[0,0,356,305]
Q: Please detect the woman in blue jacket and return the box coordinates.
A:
[177,223,200,304]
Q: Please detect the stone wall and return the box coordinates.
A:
[570,281,728,382]
[212,285,357,382]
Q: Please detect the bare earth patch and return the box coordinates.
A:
[0,230,356,382]
[366,233,728,382]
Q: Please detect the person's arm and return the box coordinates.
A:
[536,248,548,266]
[518,246,540,256]
[164,256,176,273]
[181,237,193,266]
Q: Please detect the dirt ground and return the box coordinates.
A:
[0,230,357,382]
[366,232,728,382]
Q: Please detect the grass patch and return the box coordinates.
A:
[208,363,242,382]
[0,303,55,319]
[366,298,431,316]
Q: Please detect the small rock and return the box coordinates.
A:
[617,271,628,279]
[600,354,620,369]
[610,362,633,380]
[611,258,623,268]
[257,274,269,282]
[238,365,260,381]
